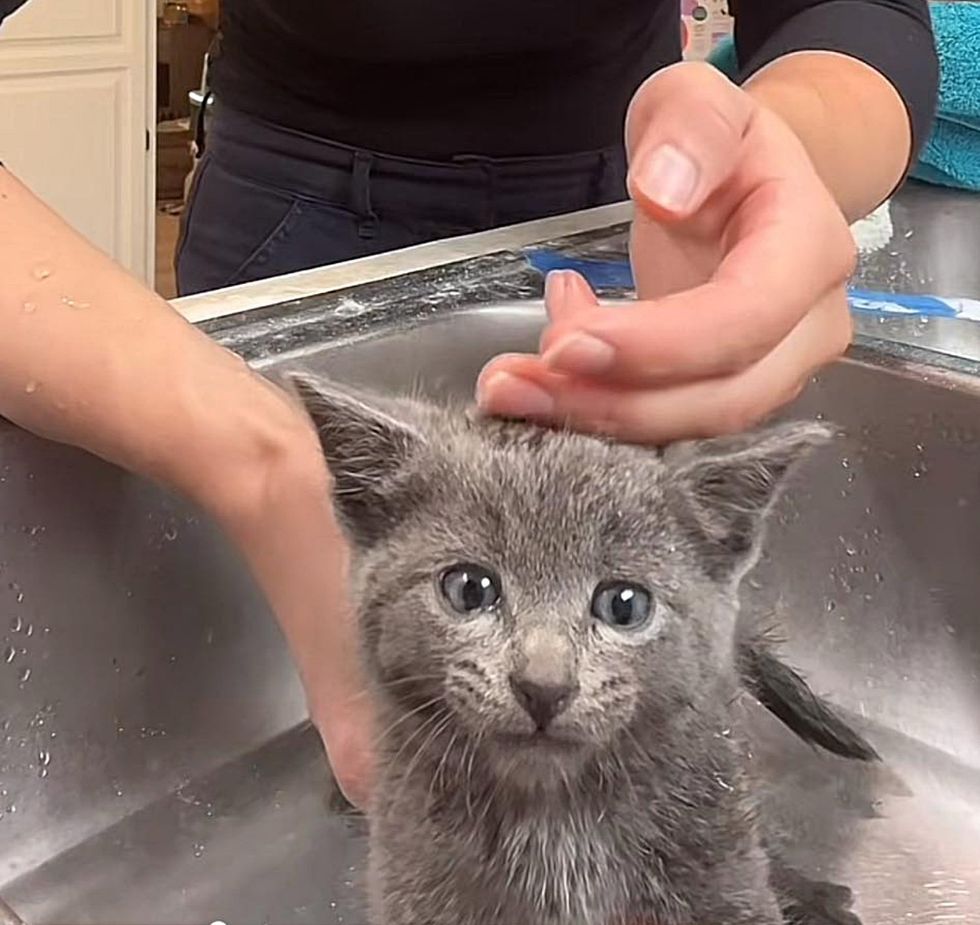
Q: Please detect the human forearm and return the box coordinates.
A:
[732,0,937,222]
[0,166,313,520]
[1,167,370,790]
[745,52,913,223]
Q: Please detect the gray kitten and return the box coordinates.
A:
[292,375,851,925]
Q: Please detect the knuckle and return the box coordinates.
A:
[629,60,748,140]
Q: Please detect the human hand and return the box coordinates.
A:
[477,62,856,443]
[219,429,377,812]
[311,683,376,811]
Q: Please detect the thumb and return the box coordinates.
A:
[626,61,755,220]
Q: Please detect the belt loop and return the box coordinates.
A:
[351,151,379,239]
[193,90,213,158]
[589,150,610,207]
[483,162,499,228]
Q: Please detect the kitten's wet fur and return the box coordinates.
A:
[293,374,865,925]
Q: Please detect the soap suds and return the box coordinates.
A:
[851,200,893,256]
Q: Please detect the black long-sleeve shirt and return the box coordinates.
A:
[1,0,937,161]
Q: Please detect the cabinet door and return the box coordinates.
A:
[0,0,153,280]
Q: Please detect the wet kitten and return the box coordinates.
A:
[292,374,838,925]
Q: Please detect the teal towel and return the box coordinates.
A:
[706,3,980,193]
[707,36,739,82]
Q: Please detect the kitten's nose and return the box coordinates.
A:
[508,675,579,731]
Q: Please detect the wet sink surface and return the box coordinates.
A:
[2,304,980,923]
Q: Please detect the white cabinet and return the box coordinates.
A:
[0,0,153,281]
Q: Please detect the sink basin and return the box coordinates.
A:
[1,303,979,923]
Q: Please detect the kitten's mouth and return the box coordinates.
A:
[494,730,583,753]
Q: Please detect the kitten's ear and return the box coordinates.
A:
[287,372,427,547]
[670,421,833,580]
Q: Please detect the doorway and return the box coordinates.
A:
[154,1,217,298]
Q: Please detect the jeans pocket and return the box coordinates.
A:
[175,158,309,296]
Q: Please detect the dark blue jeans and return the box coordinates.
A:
[175,104,627,296]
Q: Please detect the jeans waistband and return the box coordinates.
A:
[204,103,625,227]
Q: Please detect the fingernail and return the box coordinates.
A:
[543,333,616,375]
[477,372,555,419]
[638,144,699,213]
[545,269,570,303]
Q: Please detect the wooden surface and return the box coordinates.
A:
[155,208,180,300]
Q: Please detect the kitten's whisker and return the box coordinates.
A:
[346,673,444,705]
[430,729,459,804]
[374,673,445,689]
[382,703,448,766]
[613,734,643,807]
[463,722,486,819]
[372,696,444,749]
[385,708,453,813]
[398,712,454,804]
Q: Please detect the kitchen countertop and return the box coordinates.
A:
[174,180,980,374]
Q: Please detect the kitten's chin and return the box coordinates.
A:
[487,731,589,788]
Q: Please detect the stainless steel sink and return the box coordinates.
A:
[2,303,979,924]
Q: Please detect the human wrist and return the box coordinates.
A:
[184,376,328,536]
[744,52,911,222]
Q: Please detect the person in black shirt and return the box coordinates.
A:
[174,0,937,446]
[0,0,938,807]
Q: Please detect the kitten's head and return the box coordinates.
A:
[291,374,829,787]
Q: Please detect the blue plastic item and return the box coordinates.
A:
[524,250,980,321]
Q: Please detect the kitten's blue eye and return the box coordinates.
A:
[591,582,652,630]
[440,563,501,614]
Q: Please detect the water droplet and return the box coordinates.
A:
[22,300,36,314]
[38,767,48,779]
[163,525,178,542]
[193,843,205,858]
[18,667,31,683]
[38,749,51,767]
[3,646,15,664]
[825,599,837,613]
[841,457,850,469]
[60,296,90,310]
[24,380,39,395]
[32,265,52,281]
[874,572,884,584]
[10,616,22,633]
[25,623,33,637]
[15,591,24,603]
